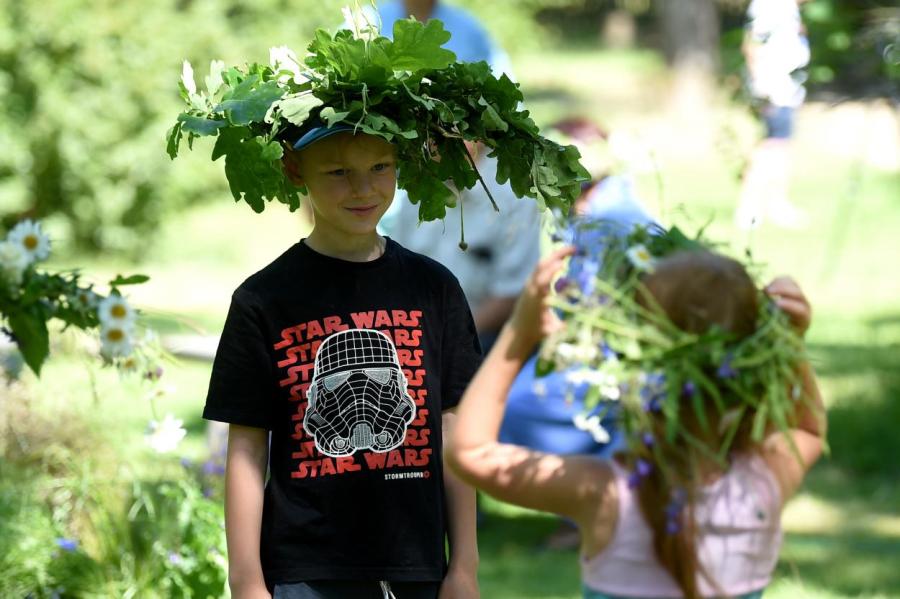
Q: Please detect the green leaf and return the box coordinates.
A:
[109,274,150,286]
[478,97,508,132]
[7,307,50,376]
[217,78,284,126]
[166,122,183,159]
[177,114,227,136]
[388,18,456,71]
[277,94,324,127]
[320,107,351,127]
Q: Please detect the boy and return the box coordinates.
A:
[203,121,482,599]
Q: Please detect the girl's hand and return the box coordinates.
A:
[765,276,811,336]
[508,246,576,349]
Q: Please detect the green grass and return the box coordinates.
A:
[6,46,900,597]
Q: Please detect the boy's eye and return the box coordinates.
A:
[372,162,392,172]
[327,168,347,176]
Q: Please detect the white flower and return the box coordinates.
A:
[71,288,100,311]
[531,380,547,398]
[181,60,197,96]
[626,244,656,272]
[7,220,51,264]
[100,323,133,358]
[145,414,187,454]
[555,341,598,365]
[573,413,611,444]
[565,368,621,400]
[0,241,30,286]
[269,45,309,85]
[97,294,136,328]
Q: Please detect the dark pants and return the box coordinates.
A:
[273,580,441,599]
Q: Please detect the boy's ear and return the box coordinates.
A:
[281,142,304,186]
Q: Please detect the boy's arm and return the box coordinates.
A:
[225,424,272,599]
[440,410,480,599]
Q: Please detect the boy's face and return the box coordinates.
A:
[285,132,397,238]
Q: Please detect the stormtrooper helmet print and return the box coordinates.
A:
[303,329,416,457]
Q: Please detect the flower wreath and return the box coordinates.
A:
[166,8,589,225]
[540,221,812,520]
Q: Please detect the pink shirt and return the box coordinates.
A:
[582,455,782,598]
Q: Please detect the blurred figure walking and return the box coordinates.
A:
[735,0,812,230]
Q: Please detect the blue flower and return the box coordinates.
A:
[635,458,653,477]
[600,343,617,361]
[682,380,697,397]
[627,472,643,489]
[168,551,183,566]
[55,538,78,552]
[180,457,193,468]
[643,395,663,413]
[665,518,682,535]
[641,432,655,447]
[202,460,225,476]
[553,277,571,294]
[717,355,738,379]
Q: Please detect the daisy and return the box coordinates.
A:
[7,220,51,264]
[626,244,656,272]
[573,413,611,444]
[145,414,187,454]
[97,294,136,328]
[0,241,30,286]
[100,324,133,358]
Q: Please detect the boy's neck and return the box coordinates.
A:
[304,229,387,262]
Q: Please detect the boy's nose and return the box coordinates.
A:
[348,172,375,198]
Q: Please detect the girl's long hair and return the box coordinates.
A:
[633,250,760,599]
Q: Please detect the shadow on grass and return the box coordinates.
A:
[807,341,900,478]
[778,530,900,597]
[477,504,581,599]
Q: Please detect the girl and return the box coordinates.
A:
[447,246,826,599]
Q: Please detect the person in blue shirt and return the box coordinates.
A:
[372,1,513,76]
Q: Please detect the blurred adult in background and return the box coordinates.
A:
[379,0,532,352]
[371,0,514,77]
[736,0,812,230]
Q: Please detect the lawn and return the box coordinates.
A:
[4,47,898,597]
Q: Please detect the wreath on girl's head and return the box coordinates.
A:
[166,11,589,223]
[541,221,813,500]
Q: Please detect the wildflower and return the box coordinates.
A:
[0,241,30,286]
[625,244,656,271]
[180,457,193,468]
[269,45,309,85]
[203,459,226,476]
[576,259,599,296]
[100,324,133,358]
[682,380,697,397]
[531,380,547,398]
[600,342,618,361]
[641,431,655,447]
[71,288,100,311]
[553,276,571,294]
[717,355,738,380]
[97,294,136,328]
[55,538,78,552]
[635,458,653,477]
[168,552,183,566]
[145,414,187,454]
[181,60,197,96]
[7,220,51,264]
[144,365,165,381]
[573,413,611,444]
[665,518,682,535]
[555,341,598,365]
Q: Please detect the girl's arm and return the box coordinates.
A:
[761,277,827,501]
[225,424,272,599]
[445,248,616,539]
[439,410,480,599]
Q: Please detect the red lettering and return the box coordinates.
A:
[410,389,428,406]
[337,457,361,473]
[386,450,404,467]
[307,320,324,339]
[319,458,337,476]
[405,369,426,387]
[408,310,422,326]
[398,348,423,367]
[279,362,316,387]
[405,428,431,447]
[374,310,393,328]
[324,316,349,336]
[350,311,376,328]
[363,451,387,470]
[411,408,430,427]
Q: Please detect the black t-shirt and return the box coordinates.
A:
[203,238,482,586]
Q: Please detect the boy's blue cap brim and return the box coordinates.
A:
[292,123,355,151]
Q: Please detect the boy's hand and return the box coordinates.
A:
[439,567,480,599]
[765,276,811,336]
[508,247,575,349]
